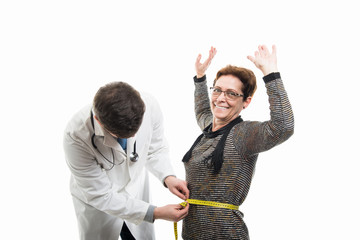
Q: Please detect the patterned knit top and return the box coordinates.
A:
[182,72,294,240]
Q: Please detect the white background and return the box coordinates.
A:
[1,0,359,239]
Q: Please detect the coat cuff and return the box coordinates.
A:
[144,204,156,223]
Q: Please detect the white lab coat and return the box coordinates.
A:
[63,93,175,240]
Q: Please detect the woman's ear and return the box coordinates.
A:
[243,97,252,109]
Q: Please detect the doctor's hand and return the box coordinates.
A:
[164,176,189,200]
[154,203,189,222]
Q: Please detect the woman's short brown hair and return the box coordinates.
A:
[93,82,145,138]
[214,65,257,101]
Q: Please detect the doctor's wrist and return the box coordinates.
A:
[163,175,176,188]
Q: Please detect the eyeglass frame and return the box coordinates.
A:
[209,86,244,100]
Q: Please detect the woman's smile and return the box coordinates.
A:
[214,103,229,110]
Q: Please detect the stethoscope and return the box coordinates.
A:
[90,111,139,171]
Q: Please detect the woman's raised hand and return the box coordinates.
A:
[195,46,217,78]
[247,45,278,76]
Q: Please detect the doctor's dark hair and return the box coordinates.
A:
[93,81,145,138]
[213,65,257,101]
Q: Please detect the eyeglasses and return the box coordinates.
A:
[210,87,244,100]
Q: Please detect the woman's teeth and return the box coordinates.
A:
[215,104,228,110]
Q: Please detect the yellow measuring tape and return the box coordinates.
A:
[174,199,239,240]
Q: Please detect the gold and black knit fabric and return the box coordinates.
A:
[182,73,294,240]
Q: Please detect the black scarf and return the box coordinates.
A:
[182,116,243,174]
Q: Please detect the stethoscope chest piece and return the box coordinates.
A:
[129,141,139,162]
[130,152,139,162]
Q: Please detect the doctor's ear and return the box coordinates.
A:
[94,115,118,138]
[94,115,103,127]
[94,115,99,122]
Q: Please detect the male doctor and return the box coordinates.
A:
[63,81,189,240]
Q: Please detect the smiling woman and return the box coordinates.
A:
[180,45,294,240]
